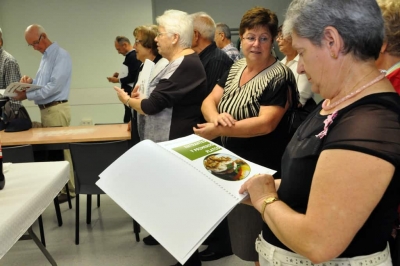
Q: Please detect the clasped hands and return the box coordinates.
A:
[193,112,237,140]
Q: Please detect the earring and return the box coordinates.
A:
[331,53,337,59]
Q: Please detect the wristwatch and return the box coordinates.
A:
[264,197,279,205]
[125,98,130,107]
[261,197,279,222]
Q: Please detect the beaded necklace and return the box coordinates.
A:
[322,73,385,111]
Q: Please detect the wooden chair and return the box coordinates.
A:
[69,140,140,244]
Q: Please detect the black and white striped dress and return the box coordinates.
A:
[217,58,297,261]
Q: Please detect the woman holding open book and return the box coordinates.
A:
[194,7,298,265]
[239,0,400,265]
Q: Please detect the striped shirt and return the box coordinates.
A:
[198,42,233,93]
[217,59,298,174]
[222,43,242,62]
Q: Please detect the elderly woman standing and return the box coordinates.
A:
[122,24,169,145]
[115,11,206,143]
[194,7,298,265]
[240,0,400,265]
[114,10,207,252]
[376,0,400,94]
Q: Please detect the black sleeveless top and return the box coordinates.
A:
[263,92,400,257]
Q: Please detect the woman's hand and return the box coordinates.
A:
[114,86,129,104]
[210,112,236,127]
[131,84,141,99]
[193,123,220,140]
[239,174,278,212]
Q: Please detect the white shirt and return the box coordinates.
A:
[281,55,313,106]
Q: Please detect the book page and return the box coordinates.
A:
[4,82,43,97]
[96,135,275,264]
[136,59,155,98]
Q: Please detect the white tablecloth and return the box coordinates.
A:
[0,161,69,258]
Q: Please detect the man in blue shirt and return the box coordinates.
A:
[14,24,74,202]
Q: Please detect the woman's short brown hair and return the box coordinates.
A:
[239,7,278,39]
[133,25,159,56]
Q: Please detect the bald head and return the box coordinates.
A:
[25,24,52,54]
[25,24,45,36]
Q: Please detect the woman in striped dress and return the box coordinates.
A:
[194,7,298,265]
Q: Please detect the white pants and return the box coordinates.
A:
[257,234,392,266]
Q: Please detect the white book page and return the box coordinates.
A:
[97,136,275,264]
[4,82,43,97]
[136,59,155,98]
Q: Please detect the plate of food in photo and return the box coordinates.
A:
[203,153,251,181]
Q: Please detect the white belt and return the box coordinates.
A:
[256,235,390,266]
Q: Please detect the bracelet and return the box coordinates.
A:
[125,98,130,107]
[261,197,279,223]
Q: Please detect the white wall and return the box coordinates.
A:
[0,0,153,125]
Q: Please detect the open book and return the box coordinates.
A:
[0,82,42,97]
[96,134,275,264]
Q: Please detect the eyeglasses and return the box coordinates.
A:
[276,35,284,41]
[156,32,168,37]
[135,39,143,44]
[28,34,42,47]
[243,36,269,44]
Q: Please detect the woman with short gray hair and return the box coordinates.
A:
[240,0,400,265]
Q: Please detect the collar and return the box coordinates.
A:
[44,42,58,56]
[198,42,217,58]
[126,49,135,56]
[386,61,400,76]
[223,42,234,49]
[281,54,299,66]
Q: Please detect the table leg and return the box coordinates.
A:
[27,227,57,266]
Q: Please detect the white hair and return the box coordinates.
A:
[156,10,193,48]
[191,12,216,42]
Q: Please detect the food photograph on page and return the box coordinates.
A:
[203,153,251,181]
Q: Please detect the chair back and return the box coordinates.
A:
[69,140,129,195]
[2,145,35,163]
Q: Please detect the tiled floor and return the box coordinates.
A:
[1,195,253,266]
